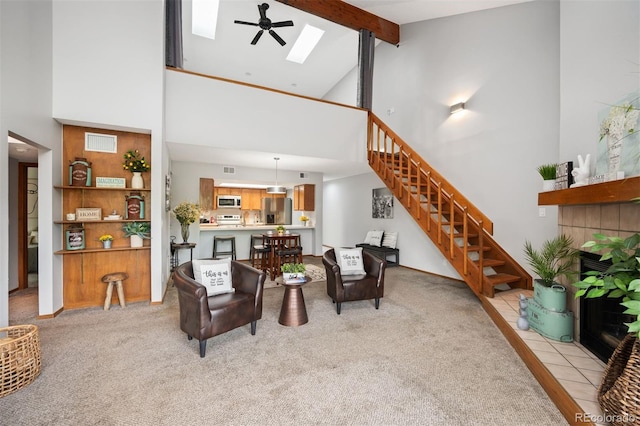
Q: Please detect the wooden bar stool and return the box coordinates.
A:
[251,235,271,275]
[101,272,128,310]
[213,235,237,260]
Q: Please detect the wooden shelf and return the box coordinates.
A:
[55,185,150,192]
[538,176,640,206]
[54,219,150,225]
[55,246,150,255]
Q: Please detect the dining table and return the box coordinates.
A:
[261,233,301,279]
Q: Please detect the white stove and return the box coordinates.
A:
[216,214,242,225]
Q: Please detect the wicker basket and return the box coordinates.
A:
[597,333,640,425]
[0,325,41,398]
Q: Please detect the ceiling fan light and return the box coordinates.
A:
[266,185,287,194]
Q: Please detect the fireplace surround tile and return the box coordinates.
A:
[600,204,620,230]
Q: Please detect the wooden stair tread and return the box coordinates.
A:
[484,273,521,286]
[477,258,506,267]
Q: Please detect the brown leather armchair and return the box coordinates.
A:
[173,259,266,357]
[322,248,386,314]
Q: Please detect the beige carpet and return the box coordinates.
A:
[1,259,567,425]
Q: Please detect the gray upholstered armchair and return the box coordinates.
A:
[322,248,386,314]
[173,259,266,357]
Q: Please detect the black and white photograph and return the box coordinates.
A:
[372,188,393,219]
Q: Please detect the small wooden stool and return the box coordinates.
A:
[101,272,128,310]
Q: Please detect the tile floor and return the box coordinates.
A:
[488,289,609,426]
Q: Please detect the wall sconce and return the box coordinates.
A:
[450,102,465,114]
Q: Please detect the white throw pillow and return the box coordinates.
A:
[336,247,366,276]
[363,231,375,244]
[369,230,384,247]
[192,259,235,296]
[382,232,398,249]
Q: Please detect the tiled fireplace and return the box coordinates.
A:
[556,200,640,353]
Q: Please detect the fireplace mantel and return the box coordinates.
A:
[538,176,640,206]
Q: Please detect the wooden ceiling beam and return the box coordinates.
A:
[276,0,400,45]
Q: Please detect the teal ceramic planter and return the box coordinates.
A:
[533,280,567,312]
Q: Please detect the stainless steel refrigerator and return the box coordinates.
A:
[261,197,292,225]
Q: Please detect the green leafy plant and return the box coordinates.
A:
[122,149,150,172]
[122,221,151,239]
[523,234,579,286]
[275,225,286,233]
[281,263,306,274]
[573,233,640,335]
[536,163,557,180]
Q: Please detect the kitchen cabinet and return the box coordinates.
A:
[241,188,264,210]
[199,178,214,212]
[57,125,151,309]
[294,184,315,211]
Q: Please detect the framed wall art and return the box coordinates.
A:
[372,188,393,219]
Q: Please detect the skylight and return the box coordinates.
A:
[286,24,324,64]
[192,0,219,40]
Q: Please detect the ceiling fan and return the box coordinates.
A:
[234,3,294,46]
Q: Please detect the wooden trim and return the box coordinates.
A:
[538,176,640,206]
[276,0,400,45]
[481,297,594,426]
[37,306,64,320]
[167,67,365,112]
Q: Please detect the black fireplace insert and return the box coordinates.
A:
[579,251,633,363]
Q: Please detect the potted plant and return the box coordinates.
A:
[172,201,200,243]
[99,234,113,249]
[300,215,309,226]
[122,221,150,248]
[537,163,557,192]
[281,263,306,281]
[122,149,150,189]
[275,225,286,235]
[572,233,640,424]
[523,234,579,312]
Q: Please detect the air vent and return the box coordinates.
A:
[85,132,117,153]
[223,166,235,174]
[299,172,307,179]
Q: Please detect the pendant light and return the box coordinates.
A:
[266,157,287,194]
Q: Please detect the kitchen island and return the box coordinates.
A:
[198,224,317,261]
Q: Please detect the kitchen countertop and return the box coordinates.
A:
[200,224,313,231]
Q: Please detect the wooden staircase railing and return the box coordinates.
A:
[367,112,531,297]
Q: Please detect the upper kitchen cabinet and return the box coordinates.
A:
[294,184,315,211]
[241,188,264,210]
[199,178,214,212]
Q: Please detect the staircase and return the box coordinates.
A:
[367,112,531,297]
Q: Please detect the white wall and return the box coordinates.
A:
[165,70,367,163]
[559,1,640,164]
[1,0,60,327]
[52,0,168,303]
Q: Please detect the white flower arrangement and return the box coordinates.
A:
[599,103,639,142]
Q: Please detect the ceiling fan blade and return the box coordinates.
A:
[269,30,286,46]
[234,20,259,26]
[271,20,294,28]
[251,30,264,45]
[258,3,269,21]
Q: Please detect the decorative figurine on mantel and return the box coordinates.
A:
[570,154,590,188]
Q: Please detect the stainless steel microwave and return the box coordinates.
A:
[217,195,241,209]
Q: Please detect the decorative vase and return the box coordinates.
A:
[125,191,145,220]
[181,222,190,243]
[607,135,623,174]
[130,235,143,248]
[102,240,112,249]
[131,171,144,189]
[69,157,92,187]
[303,221,309,227]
